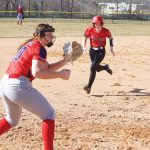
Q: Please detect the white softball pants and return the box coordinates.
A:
[0,74,55,126]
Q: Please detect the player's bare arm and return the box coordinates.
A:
[46,57,68,71]
[83,37,88,53]
[109,36,115,56]
[32,59,70,80]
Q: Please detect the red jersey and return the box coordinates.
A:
[6,40,47,81]
[17,7,24,14]
[84,27,111,48]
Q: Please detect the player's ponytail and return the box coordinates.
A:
[17,37,37,52]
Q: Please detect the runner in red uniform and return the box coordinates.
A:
[0,23,71,150]
[83,15,115,94]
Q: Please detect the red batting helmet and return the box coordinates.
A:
[92,15,104,24]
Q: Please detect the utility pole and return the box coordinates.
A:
[40,0,43,17]
[81,0,83,13]
[41,0,43,12]
[116,0,119,14]
[129,0,133,13]
[81,0,84,20]
[95,0,99,15]
[28,0,31,17]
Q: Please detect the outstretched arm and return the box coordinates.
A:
[46,57,68,71]
[32,59,70,80]
[83,37,88,54]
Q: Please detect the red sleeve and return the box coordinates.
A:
[21,8,24,13]
[33,46,47,63]
[105,29,112,38]
[84,27,92,38]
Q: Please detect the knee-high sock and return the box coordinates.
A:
[42,119,55,150]
[0,118,11,135]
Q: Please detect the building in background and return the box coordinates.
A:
[98,2,142,14]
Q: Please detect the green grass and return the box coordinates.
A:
[0,18,150,38]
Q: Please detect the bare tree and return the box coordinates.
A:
[80,0,83,12]
[10,0,18,10]
[40,0,43,11]
[65,0,70,12]
[2,0,11,16]
[28,0,31,16]
[129,0,133,13]
[0,0,150,18]
[70,0,75,12]
[95,0,99,14]
[116,0,119,14]
[4,0,11,11]
[70,0,75,18]
[60,0,64,12]
[0,0,6,10]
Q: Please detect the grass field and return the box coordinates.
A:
[0,18,150,38]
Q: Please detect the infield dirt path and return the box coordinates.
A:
[0,36,150,150]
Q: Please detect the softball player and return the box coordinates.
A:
[17,5,24,26]
[83,15,115,94]
[0,23,71,150]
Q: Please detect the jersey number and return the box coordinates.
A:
[15,46,27,61]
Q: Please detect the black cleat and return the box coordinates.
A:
[105,64,113,75]
[84,85,91,94]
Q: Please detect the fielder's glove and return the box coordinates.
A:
[63,41,83,62]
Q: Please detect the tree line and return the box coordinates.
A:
[0,0,150,13]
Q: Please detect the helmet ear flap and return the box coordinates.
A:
[40,30,45,37]
[36,30,45,37]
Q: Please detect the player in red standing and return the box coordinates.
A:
[83,15,115,94]
[0,23,71,150]
[17,5,24,26]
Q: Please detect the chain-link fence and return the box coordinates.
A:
[0,11,150,24]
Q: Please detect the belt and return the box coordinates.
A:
[9,74,33,82]
[9,74,21,78]
[92,47,104,50]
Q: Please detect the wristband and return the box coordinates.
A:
[109,38,113,47]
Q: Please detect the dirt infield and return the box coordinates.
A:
[0,37,150,150]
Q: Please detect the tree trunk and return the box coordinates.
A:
[116,0,119,14]
[70,0,75,18]
[28,0,31,17]
[60,0,64,17]
[129,0,133,13]
[40,0,43,17]
[95,0,99,14]
[5,0,11,16]
[60,0,64,12]
[41,0,43,11]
